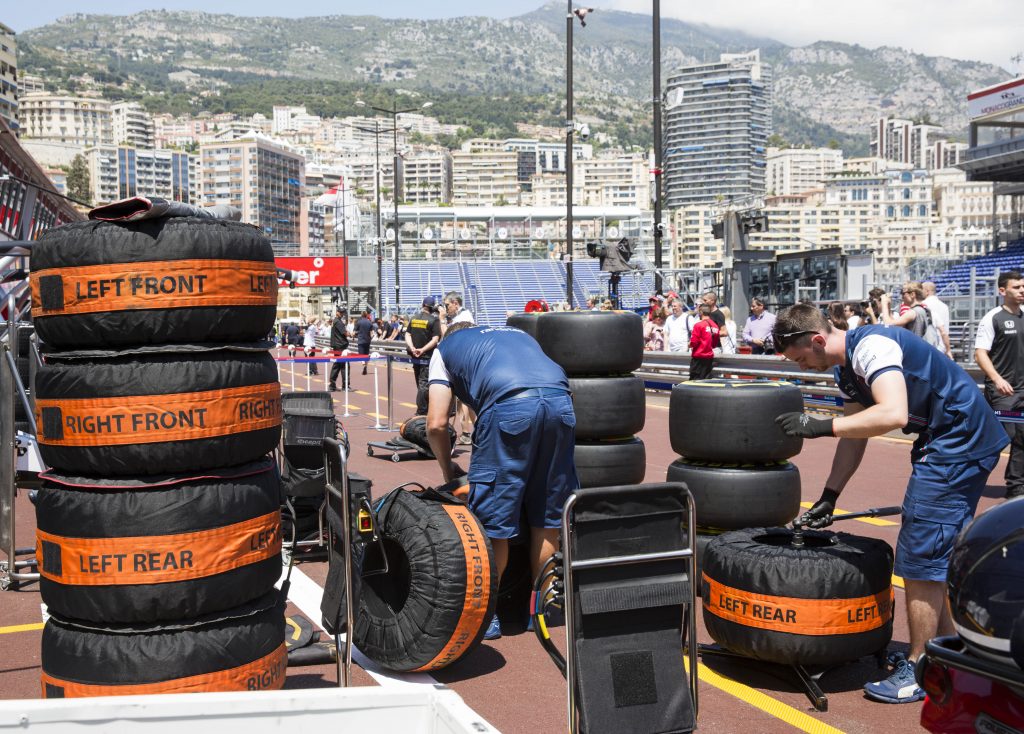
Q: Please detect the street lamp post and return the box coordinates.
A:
[346,119,394,315]
[356,99,433,314]
[566,1,575,309]
[652,0,664,295]
[565,5,592,309]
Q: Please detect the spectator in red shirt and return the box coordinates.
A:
[688,304,720,380]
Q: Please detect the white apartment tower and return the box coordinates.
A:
[451,148,519,206]
[766,147,843,196]
[872,117,943,169]
[663,50,773,208]
[199,134,305,243]
[402,148,453,205]
[111,101,156,149]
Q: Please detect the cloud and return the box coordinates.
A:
[605,0,1019,70]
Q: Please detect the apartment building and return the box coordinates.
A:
[18,92,112,147]
[0,23,17,133]
[402,148,452,205]
[528,152,650,209]
[872,117,949,169]
[84,145,198,205]
[663,50,772,208]
[199,133,305,243]
[451,148,519,206]
[504,138,593,190]
[766,147,843,196]
[111,101,155,149]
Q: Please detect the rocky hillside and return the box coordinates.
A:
[17,3,1008,151]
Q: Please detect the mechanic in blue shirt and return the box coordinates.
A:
[771,303,1007,704]
[426,322,579,640]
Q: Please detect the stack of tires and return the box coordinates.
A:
[523,310,647,488]
[666,379,805,592]
[30,218,287,698]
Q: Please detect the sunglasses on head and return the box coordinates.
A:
[775,329,818,348]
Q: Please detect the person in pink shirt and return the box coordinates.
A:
[688,304,721,380]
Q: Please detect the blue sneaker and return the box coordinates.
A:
[483,614,502,641]
[863,652,925,703]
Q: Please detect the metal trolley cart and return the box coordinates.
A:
[535,482,699,734]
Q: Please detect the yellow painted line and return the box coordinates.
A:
[798,502,898,527]
[399,402,417,409]
[688,659,846,734]
[0,622,44,635]
[892,575,904,589]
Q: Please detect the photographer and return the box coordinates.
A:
[405,297,442,415]
[862,288,887,325]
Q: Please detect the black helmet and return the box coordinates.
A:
[947,498,1024,667]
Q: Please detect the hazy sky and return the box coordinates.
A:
[3,1,1019,70]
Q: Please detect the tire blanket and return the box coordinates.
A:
[36,459,281,623]
[354,486,497,672]
[32,218,277,348]
[41,593,286,697]
[35,350,281,475]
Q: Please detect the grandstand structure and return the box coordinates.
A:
[378,259,656,326]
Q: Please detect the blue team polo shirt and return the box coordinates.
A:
[428,326,569,415]
[834,325,1007,463]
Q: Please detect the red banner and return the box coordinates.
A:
[275,257,348,287]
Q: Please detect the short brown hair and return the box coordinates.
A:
[772,303,831,350]
[441,321,474,341]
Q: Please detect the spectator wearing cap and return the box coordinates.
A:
[647,294,665,320]
[405,297,443,415]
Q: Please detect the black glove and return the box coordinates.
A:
[799,489,840,529]
[775,412,834,439]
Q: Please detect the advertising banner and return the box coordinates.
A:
[275,256,348,287]
[968,78,1024,119]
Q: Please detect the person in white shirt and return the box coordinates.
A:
[844,303,862,330]
[922,281,952,357]
[664,298,696,353]
[719,306,738,354]
[303,320,319,376]
[441,292,477,444]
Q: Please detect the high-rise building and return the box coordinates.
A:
[872,117,943,169]
[0,22,17,134]
[766,147,843,196]
[663,50,772,208]
[111,102,155,149]
[19,92,113,147]
[199,133,305,243]
[84,145,198,205]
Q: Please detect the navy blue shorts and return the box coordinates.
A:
[895,453,1000,582]
[467,389,579,538]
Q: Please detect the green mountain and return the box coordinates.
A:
[17,3,1009,153]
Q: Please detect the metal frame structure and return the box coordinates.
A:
[322,437,355,687]
[560,484,699,734]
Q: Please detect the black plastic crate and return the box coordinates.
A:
[282,391,336,450]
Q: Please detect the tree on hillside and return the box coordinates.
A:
[66,155,91,204]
